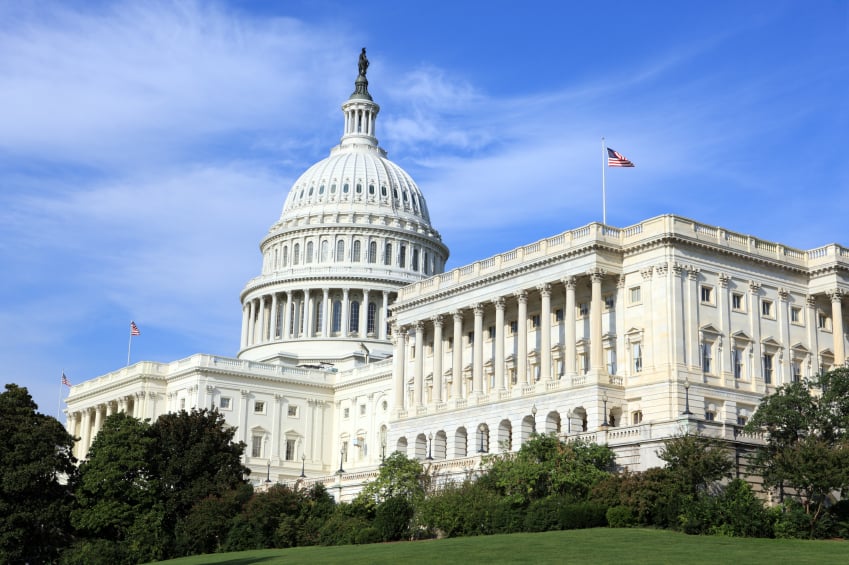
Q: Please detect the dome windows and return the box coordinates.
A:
[343,183,350,194]
[356,183,363,194]
[331,183,337,194]
[368,184,375,196]
[381,185,387,198]
[319,184,325,195]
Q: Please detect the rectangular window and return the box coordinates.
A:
[285,439,296,461]
[629,286,641,304]
[633,343,643,373]
[604,296,615,310]
[579,302,589,317]
[791,306,802,324]
[702,343,712,374]
[531,314,540,329]
[737,416,748,426]
[287,405,298,417]
[180,398,186,410]
[254,400,265,414]
[343,407,350,419]
[763,353,774,384]
[488,326,496,339]
[607,349,616,375]
[555,308,564,322]
[251,435,263,458]
[761,299,774,318]
[791,361,802,383]
[220,397,232,410]
[468,331,474,345]
[705,411,716,422]
[818,313,831,330]
[700,285,714,305]
[359,404,366,416]
[509,321,518,334]
[732,292,744,311]
[733,349,744,379]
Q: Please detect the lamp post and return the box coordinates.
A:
[337,444,345,475]
[602,391,609,427]
[265,460,271,484]
[531,404,537,434]
[299,453,306,478]
[682,377,693,416]
[426,432,434,460]
[478,423,486,453]
[566,409,572,434]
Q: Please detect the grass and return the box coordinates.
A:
[150,528,847,565]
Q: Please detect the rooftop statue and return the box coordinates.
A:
[358,47,369,77]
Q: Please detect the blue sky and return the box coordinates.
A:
[1,1,847,417]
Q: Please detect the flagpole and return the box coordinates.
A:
[601,137,607,225]
[57,369,64,420]
[127,332,133,366]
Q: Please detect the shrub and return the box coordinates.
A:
[606,505,637,528]
[354,527,382,545]
[558,502,608,530]
[374,496,414,541]
[525,496,569,532]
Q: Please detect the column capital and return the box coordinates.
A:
[515,290,528,304]
[431,314,445,327]
[807,294,817,308]
[748,280,762,295]
[415,320,425,332]
[655,262,669,276]
[537,283,551,297]
[718,272,730,287]
[686,267,700,280]
[671,262,684,276]
[453,310,464,322]
[561,276,576,289]
[589,268,606,282]
[827,288,845,302]
[473,303,485,316]
[493,296,506,310]
[640,266,654,281]
[778,288,790,301]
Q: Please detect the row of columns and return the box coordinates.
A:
[66,394,146,459]
[393,270,610,410]
[242,288,392,349]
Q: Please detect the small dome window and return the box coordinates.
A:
[308,186,314,196]
[381,185,387,197]
[343,183,350,193]
[356,183,363,194]
[368,184,375,195]
[299,189,304,199]
[393,188,399,200]
[331,183,337,193]
[319,184,325,195]
[402,191,408,202]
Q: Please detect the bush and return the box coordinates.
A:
[374,496,414,541]
[525,496,569,532]
[354,527,382,545]
[606,505,637,528]
[771,499,836,539]
[558,502,608,530]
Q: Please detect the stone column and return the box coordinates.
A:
[563,277,577,377]
[322,288,330,337]
[539,283,552,381]
[779,288,791,384]
[516,290,529,385]
[93,404,104,439]
[829,290,845,365]
[270,292,279,340]
[432,315,444,404]
[806,295,820,374]
[718,273,731,380]
[686,268,700,370]
[494,297,506,390]
[380,291,390,340]
[241,303,249,349]
[473,304,484,394]
[305,288,314,337]
[360,289,370,336]
[749,282,763,391]
[452,311,464,399]
[414,321,425,406]
[79,408,91,459]
[247,299,256,346]
[393,326,407,411]
[670,264,684,368]
[342,288,350,337]
[590,270,605,372]
[283,292,292,339]
[257,295,267,344]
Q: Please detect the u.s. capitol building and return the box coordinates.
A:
[65,55,849,498]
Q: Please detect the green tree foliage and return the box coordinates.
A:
[484,434,615,505]
[0,383,76,564]
[174,484,252,556]
[356,451,428,508]
[657,434,733,497]
[678,479,771,537]
[745,368,849,537]
[70,413,155,541]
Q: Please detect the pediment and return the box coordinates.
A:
[791,342,810,354]
[761,336,781,348]
[700,323,722,336]
[731,330,752,343]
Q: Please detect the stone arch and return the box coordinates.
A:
[520,415,535,445]
[572,406,588,432]
[454,426,468,458]
[396,436,408,456]
[545,411,561,434]
[475,423,490,453]
[498,419,512,452]
[415,433,427,461]
[434,430,447,460]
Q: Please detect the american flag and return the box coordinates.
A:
[61,373,71,387]
[130,321,141,336]
[607,148,635,167]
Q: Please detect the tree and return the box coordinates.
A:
[71,413,156,541]
[356,451,427,508]
[484,434,615,505]
[657,434,733,497]
[0,383,76,564]
[745,368,849,537]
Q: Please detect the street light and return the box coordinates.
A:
[602,392,609,427]
[299,453,306,478]
[337,444,346,475]
[265,460,271,484]
[426,432,434,460]
[531,404,538,434]
[682,377,693,416]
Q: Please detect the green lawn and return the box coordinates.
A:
[151,528,847,564]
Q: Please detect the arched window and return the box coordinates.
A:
[368,241,377,264]
[423,251,429,275]
[320,240,329,263]
[352,240,361,262]
[293,243,300,265]
[305,241,314,264]
[332,300,342,333]
[384,243,392,266]
[314,300,323,333]
[349,301,360,334]
[282,245,289,267]
[399,244,406,268]
[367,302,377,335]
[336,240,345,262]
[411,249,419,272]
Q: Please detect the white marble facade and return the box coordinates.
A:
[65,64,849,496]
